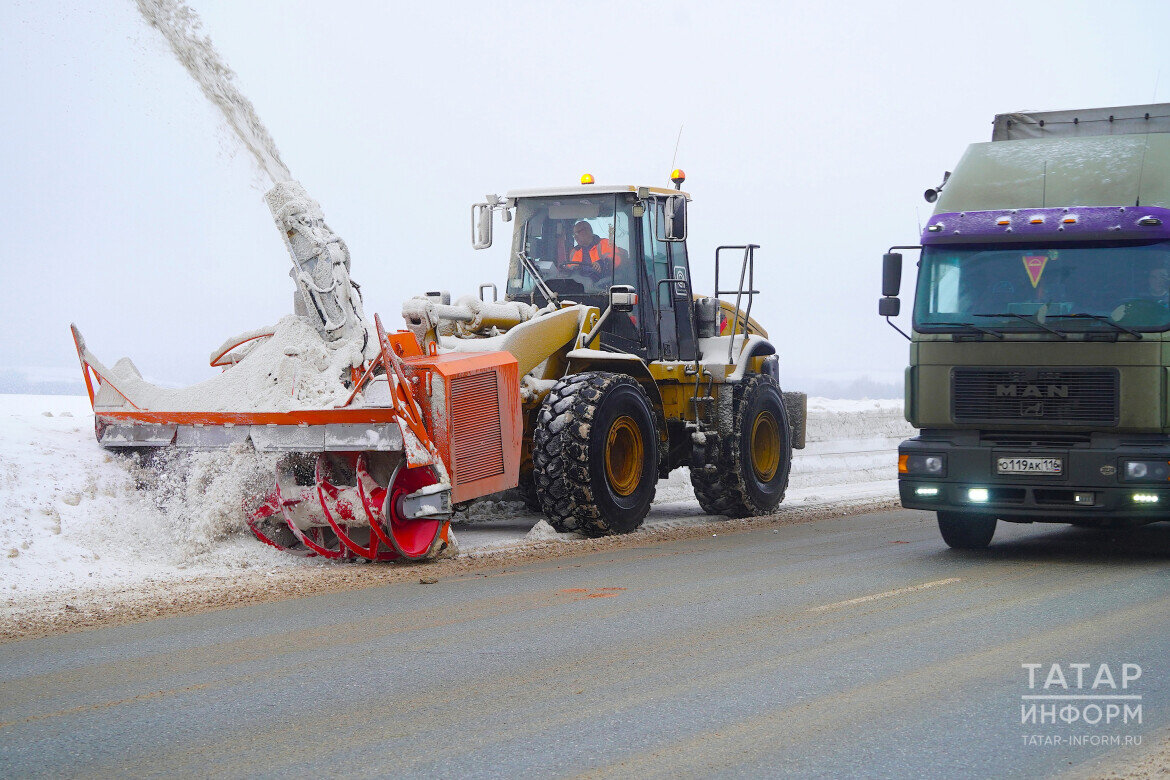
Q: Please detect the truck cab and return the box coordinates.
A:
[881,104,1170,548]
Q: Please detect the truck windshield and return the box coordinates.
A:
[506,194,635,305]
[913,240,1170,333]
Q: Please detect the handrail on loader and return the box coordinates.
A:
[714,245,760,364]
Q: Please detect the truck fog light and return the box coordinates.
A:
[1133,493,1160,504]
[915,486,940,497]
[968,488,989,503]
[1074,492,1094,505]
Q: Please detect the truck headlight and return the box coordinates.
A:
[1122,460,1170,483]
[899,453,947,477]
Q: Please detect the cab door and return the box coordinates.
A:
[640,200,696,361]
[639,204,675,360]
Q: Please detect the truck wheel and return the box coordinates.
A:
[532,372,658,536]
[691,373,792,518]
[937,511,997,549]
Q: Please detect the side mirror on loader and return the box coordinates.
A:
[472,194,507,250]
[610,284,637,312]
[664,194,687,242]
[581,285,637,347]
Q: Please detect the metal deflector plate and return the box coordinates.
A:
[324,423,404,452]
[173,424,252,448]
[248,426,326,452]
[98,421,407,452]
[98,423,177,447]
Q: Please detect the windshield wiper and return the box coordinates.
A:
[515,221,559,307]
[927,321,1005,339]
[517,249,558,307]
[1046,312,1143,339]
[974,312,1068,339]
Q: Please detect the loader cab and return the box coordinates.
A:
[500,186,697,361]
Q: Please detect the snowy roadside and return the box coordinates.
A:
[0,394,914,636]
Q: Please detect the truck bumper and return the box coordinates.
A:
[897,433,1170,523]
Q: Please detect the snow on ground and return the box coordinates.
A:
[454,397,913,552]
[0,394,914,611]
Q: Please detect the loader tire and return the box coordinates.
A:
[516,470,543,512]
[691,373,792,518]
[532,372,658,536]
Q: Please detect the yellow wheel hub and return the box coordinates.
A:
[750,411,780,482]
[605,416,644,496]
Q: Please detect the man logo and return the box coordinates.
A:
[1021,402,1045,417]
[997,384,1069,398]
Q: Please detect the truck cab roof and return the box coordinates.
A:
[935,104,1170,215]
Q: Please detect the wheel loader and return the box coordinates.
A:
[72,172,806,560]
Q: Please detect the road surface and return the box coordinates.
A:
[1,508,1167,778]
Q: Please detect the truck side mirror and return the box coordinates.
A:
[880,249,910,340]
[882,252,903,297]
[664,194,687,242]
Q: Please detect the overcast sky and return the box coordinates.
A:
[2,1,1168,393]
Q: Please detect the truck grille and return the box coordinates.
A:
[952,368,1119,426]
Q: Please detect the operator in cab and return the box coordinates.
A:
[563,221,627,280]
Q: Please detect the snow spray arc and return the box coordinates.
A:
[134,0,290,183]
[134,0,371,352]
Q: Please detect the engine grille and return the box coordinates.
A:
[450,371,504,483]
[952,368,1119,426]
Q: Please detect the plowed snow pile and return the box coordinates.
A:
[0,394,912,617]
[98,316,363,412]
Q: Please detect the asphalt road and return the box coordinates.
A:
[1,509,1167,778]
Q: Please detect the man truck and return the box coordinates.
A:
[879,103,1170,548]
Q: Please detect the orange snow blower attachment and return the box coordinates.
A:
[72,315,522,561]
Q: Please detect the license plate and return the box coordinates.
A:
[996,457,1063,475]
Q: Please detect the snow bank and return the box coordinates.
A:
[0,395,911,602]
[0,395,301,600]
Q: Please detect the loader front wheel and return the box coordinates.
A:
[533,372,658,536]
[691,373,792,518]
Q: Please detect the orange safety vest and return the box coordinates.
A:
[568,239,624,270]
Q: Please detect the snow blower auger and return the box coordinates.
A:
[72,314,522,561]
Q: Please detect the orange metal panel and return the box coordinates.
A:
[400,350,521,504]
[383,330,423,358]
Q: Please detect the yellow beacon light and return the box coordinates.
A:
[671,168,686,189]
[580,173,595,185]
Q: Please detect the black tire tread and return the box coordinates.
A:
[937,511,997,549]
[532,372,657,536]
[690,374,792,518]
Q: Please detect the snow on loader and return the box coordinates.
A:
[72,172,806,562]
